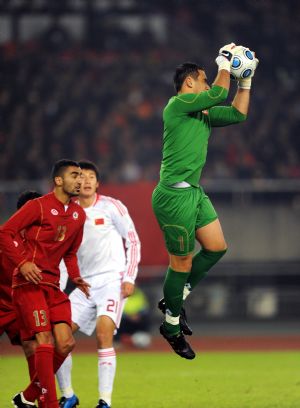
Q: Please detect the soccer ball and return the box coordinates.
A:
[230,46,256,80]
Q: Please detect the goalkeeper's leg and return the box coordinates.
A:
[162,263,191,336]
[160,255,195,359]
[184,219,227,299]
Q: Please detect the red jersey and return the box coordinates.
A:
[0,192,86,288]
[0,251,14,305]
[0,235,24,305]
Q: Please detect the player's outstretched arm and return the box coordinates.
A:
[172,44,237,115]
[232,52,259,115]
[111,199,141,284]
[63,219,90,297]
[213,42,236,91]
[237,52,259,91]
[231,88,250,115]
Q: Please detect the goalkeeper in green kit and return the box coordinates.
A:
[152,43,258,359]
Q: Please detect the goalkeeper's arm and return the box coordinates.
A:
[238,52,259,90]
[213,42,236,91]
[232,87,250,115]
[233,52,259,115]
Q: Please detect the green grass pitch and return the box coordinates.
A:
[0,351,299,407]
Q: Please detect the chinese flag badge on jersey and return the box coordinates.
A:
[95,218,104,225]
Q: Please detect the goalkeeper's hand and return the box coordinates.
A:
[238,53,259,90]
[215,42,236,72]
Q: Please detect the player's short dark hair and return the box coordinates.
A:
[173,62,204,92]
[51,159,80,180]
[78,160,100,181]
[17,190,42,209]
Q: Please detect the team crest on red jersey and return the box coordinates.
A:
[51,209,58,215]
[73,212,79,220]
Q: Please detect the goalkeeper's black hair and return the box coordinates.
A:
[17,190,42,209]
[173,62,204,92]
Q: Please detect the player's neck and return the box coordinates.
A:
[53,189,71,205]
[79,193,97,208]
[179,85,196,94]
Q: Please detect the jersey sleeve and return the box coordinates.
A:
[208,105,247,127]
[172,85,228,114]
[0,199,41,268]
[63,217,85,282]
[110,199,141,284]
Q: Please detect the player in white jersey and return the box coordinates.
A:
[56,160,141,408]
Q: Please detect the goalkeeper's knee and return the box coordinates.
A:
[202,247,227,265]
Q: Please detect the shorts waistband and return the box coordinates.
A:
[170,181,191,188]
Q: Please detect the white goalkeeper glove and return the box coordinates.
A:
[215,42,236,72]
[238,53,259,90]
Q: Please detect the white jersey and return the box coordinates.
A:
[75,194,140,287]
[59,259,68,291]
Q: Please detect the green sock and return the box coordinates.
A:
[186,249,227,292]
[163,267,190,335]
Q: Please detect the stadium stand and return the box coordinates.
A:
[0,0,299,181]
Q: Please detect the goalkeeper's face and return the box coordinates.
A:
[193,70,210,94]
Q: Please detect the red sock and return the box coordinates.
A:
[39,350,67,408]
[26,354,36,381]
[26,352,44,408]
[36,344,58,408]
[23,349,68,403]
[23,372,39,402]
[23,344,58,407]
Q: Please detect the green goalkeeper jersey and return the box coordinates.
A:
[160,85,247,187]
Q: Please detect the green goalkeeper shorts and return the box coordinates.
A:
[152,182,218,256]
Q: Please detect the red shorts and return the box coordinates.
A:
[0,302,21,345]
[12,283,71,341]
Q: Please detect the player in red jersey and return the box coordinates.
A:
[0,159,90,408]
[0,191,42,383]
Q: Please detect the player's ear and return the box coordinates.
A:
[186,75,193,89]
[54,176,63,187]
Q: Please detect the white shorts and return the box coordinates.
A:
[69,280,126,336]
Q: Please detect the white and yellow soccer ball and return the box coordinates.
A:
[230,46,256,80]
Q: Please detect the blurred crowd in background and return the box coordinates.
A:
[0,0,299,182]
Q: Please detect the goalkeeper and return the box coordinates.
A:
[152,43,258,359]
